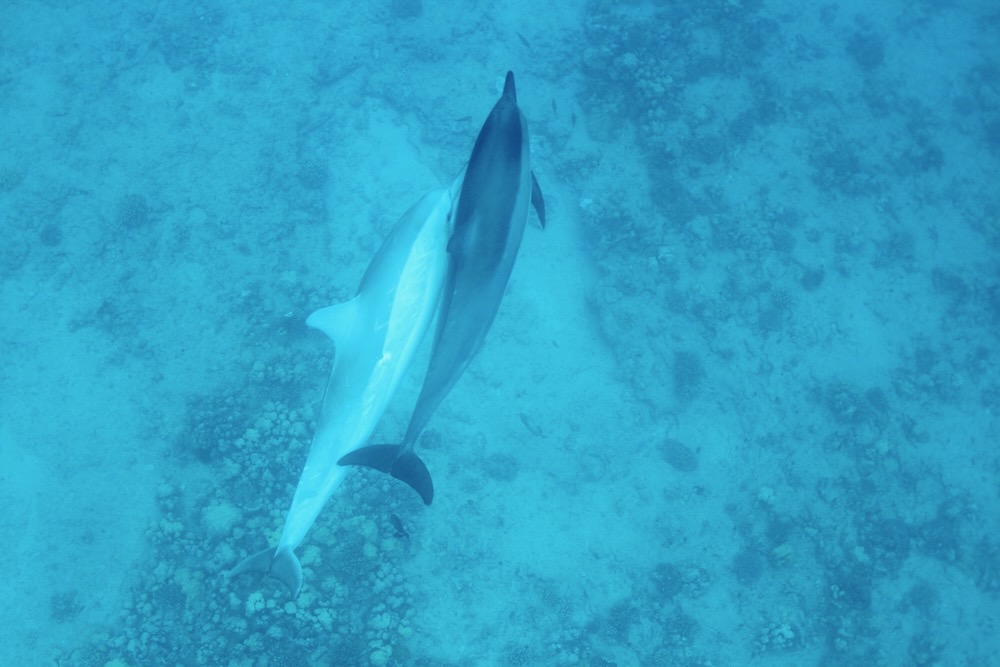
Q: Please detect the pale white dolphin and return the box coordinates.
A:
[230,176,461,596]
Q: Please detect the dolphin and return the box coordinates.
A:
[229,177,461,596]
[339,71,545,505]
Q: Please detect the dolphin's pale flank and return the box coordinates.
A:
[229,179,460,596]
[339,71,545,505]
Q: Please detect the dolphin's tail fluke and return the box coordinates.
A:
[391,449,434,506]
[338,444,398,473]
[339,445,434,505]
[229,545,303,598]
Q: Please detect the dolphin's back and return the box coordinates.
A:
[340,72,538,505]
[417,72,532,420]
[450,74,526,271]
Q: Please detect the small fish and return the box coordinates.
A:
[519,413,544,438]
[516,32,530,48]
[390,513,409,540]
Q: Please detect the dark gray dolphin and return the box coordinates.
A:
[339,71,545,504]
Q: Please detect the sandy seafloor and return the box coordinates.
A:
[1,0,998,665]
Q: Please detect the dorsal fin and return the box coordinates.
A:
[306,296,361,345]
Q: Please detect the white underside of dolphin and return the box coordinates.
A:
[229,174,462,597]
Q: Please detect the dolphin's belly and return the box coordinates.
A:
[277,189,454,552]
[383,195,451,358]
[276,369,385,550]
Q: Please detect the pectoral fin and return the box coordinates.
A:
[531,171,546,228]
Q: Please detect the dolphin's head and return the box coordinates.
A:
[502,71,517,103]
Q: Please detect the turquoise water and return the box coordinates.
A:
[1,1,997,665]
